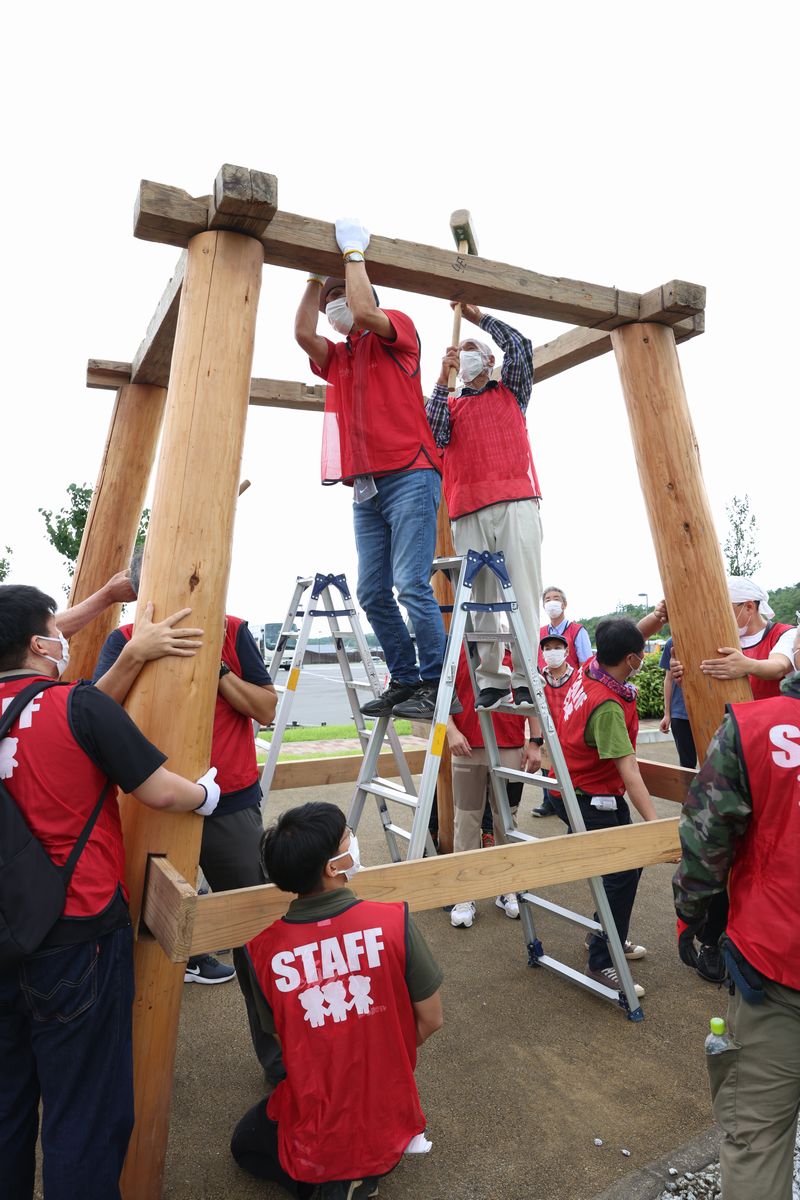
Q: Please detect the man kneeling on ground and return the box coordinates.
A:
[231,803,443,1200]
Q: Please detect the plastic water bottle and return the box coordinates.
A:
[704,1016,735,1055]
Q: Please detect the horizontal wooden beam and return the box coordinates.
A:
[637,758,695,805]
[533,311,704,385]
[134,177,706,330]
[267,748,427,791]
[143,816,680,961]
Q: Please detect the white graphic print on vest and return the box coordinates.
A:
[272,925,384,1028]
[0,736,19,779]
[561,673,588,723]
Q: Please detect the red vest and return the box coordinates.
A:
[315,310,441,483]
[452,651,525,748]
[0,676,126,917]
[743,622,793,701]
[727,695,800,988]
[558,665,639,795]
[248,899,425,1183]
[541,666,574,733]
[120,615,257,795]
[444,382,541,520]
[538,622,585,671]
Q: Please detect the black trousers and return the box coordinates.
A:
[671,718,697,769]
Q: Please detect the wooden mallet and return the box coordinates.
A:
[448,209,479,392]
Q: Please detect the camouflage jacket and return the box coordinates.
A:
[672,671,800,923]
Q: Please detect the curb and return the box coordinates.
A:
[591,1126,720,1200]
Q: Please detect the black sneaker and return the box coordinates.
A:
[392,682,461,720]
[475,686,512,710]
[512,686,534,706]
[531,803,555,817]
[184,954,236,985]
[696,943,727,984]
[360,679,418,717]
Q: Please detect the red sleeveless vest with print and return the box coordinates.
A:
[558,665,639,795]
[120,615,257,794]
[538,621,585,671]
[727,694,800,988]
[541,667,574,733]
[743,622,793,701]
[248,898,425,1183]
[444,382,541,520]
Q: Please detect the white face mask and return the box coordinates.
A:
[627,654,644,679]
[544,599,564,621]
[326,297,354,335]
[734,605,751,640]
[459,349,485,383]
[543,648,567,668]
[36,632,70,677]
[330,832,361,881]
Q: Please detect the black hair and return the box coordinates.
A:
[595,617,644,667]
[0,585,57,671]
[261,802,347,895]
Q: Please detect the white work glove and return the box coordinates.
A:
[307,273,326,285]
[195,767,220,816]
[335,217,370,257]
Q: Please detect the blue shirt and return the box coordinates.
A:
[545,619,592,664]
[659,637,688,720]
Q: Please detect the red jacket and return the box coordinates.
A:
[538,622,586,671]
[248,899,425,1183]
[541,666,574,733]
[559,665,639,795]
[443,382,541,519]
[743,622,793,701]
[452,650,525,748]
[120,615,258,795]
[314,310,441,484]
[727,694,800,988]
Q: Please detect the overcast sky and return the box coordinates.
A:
[3,2,795,636]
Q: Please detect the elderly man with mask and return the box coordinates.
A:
[295,220,450,723]
[427,304,543,760]
[538,586,592,669]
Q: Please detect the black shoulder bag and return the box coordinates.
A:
[0,679,110,968]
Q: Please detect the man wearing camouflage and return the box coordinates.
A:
[673,634,800,1200]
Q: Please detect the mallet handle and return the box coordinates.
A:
[448,239,469,393]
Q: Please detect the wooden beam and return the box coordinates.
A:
[148,817,679,960]
[133,180,209,248]
[86,359,134,389]
[208,164,278,237]
[130,253,186,387]
[533,312,703,385]
[249,377,326,411]
[612,323,752,757]
[637,758,695,805]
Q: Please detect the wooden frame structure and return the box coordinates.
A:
[70,163,751,1197]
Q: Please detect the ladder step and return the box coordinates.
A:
[507,829,538,844]
[463,632,510,643]
[493,767,562,791]
[363,781,418,806]
[384,823,411,840]
[520,895,601,931]
[344,680,374,691]
[432,556,462,571]
[492,702,537,715]
[533,955,620,1001]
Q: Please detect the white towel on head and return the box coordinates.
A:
[727,576,775,619]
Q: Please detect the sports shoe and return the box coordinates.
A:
[481,830,495,848]
[696,943,726,984]
[496,893,520,919]
[584,963,645,998]
[450,901,476,928]
[392,682,462,720]
[360,679,418,717]
[184,954,236,985]
[583,932,647,960]
[531,802,555,817]
[474,686,512,710]
[512,686,534,706]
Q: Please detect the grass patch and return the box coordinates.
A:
[257,720,412,743]
[257,746,362,764]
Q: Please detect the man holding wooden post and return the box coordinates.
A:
[295,219,451,722]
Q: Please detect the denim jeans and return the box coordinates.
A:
[353,468,446,684]
[0,923,135,1200]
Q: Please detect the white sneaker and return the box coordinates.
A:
[584,963,645,998]
[450,901,476,928]
[495,894,520,919]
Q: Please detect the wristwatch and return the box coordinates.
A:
[219,661,231,680]
[529,736,544,746]
[343,251,365,263]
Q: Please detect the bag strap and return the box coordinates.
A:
[0,678,111,885]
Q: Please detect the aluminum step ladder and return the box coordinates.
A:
[348,548,645,1020]
[260,573,416,811]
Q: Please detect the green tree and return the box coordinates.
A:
[723,494,761,577]
[0,546,11,583]
[768,582,800,626]
[40,483,150,582]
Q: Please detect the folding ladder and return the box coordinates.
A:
[260,573,416,809]
[348,549,645,1020]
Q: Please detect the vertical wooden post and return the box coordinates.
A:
[119,230,263,1198]
[611,323,751,756]
[432,496,455,853]
[64,384,166,681]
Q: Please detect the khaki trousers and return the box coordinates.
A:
[453,747,522,853]
[708,977,800,1200]
[451,498,543,692]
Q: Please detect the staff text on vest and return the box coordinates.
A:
[272,926,385,992]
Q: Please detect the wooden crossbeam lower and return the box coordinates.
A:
[136,177,702,329]
[143,817,680,962]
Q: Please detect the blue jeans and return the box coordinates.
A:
[353,469,446,684]
[0,924,135,1200]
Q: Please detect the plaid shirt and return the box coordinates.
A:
[425,314,534,449]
